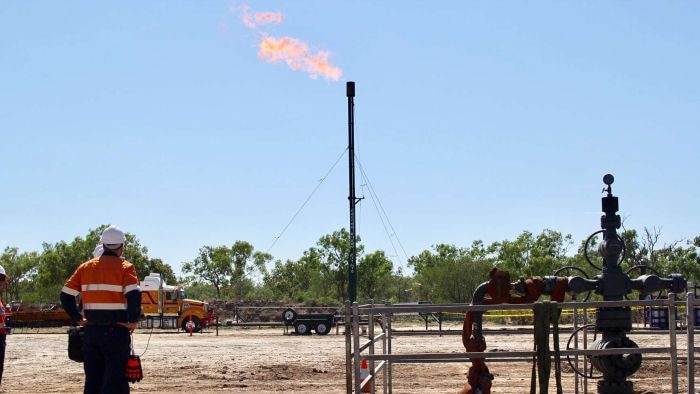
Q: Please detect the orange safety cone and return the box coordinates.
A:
[360,359,371,393]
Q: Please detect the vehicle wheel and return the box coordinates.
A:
[182,316,201,332]
[282,308,297,324]
[294,321,310,335]
[315,320,331,335]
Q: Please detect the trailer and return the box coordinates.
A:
[282,307,336,335]
[6,302,72,328]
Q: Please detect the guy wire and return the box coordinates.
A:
[267,148,348,254]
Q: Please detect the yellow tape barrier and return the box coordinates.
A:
[439,305,695,320]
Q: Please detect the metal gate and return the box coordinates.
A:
[345,293,698,393]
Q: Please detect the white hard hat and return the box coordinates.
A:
[100,225,126,247]
[93,244,104,258]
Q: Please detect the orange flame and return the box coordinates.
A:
[258,36,342,81]
[231,3,343,80]
[255,12,284,25]
[239,5,284,29]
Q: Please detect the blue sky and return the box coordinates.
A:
[1,1,698,276]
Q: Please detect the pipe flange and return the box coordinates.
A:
[590,336,641,378]
[597,379,634,394]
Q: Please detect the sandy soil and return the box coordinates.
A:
[1,323,695,393]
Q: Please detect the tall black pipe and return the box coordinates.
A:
[347,81,357,303]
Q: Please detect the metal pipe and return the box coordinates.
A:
[668,293,678,394]
[352,301,362,393]
[347,81,358,303]
[382,302,389,394]
[470,281,490,340]
[345,301,352,393]
[387,306,393,393]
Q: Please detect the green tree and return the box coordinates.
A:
[36,236,98,302]
[656,236,700,285]
[567,237,602,280]
[315,229,363,303]
[358,250,393,302]
[121,233,161,282]
[182,246,233,299]
[32,226,172,302]
[495,231,534,276]
[229,240,273,300]
[182,241,272,300]
[140,258,177,285]
[619,227,668,275]
[0,247,40,302]
[388,267,416,303]
[409,242,494,303]
[296,247,337,303]
[265,256,322,303]
[529,230,574,276]
[495,230,573,279]
[620,228,644,269]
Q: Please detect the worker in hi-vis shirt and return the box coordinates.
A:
[61,225,141,394]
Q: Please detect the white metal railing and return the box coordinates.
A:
[345,293,699,394]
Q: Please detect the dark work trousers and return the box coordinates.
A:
[0,333,5,385]
[82,325,131,394]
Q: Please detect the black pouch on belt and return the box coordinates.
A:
[67,326,85,362]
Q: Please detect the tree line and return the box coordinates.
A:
[1,225,698,306]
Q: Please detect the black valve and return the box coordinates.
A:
[601,174,621,231]
[566,174,688,394]
[669,273,687,294]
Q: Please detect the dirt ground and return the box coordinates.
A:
[1,322,696,393]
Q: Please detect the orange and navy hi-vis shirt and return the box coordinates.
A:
[0,298,6,334]
[61,253,141,325]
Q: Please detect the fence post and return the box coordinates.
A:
[687,292,695,394]
[368,300,375,393]
[352,302,361,393]
[668,293,678,394]
[345,301,352,394]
